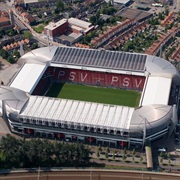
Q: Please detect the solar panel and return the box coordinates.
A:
[52,47,147,72]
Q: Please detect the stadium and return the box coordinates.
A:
[0,46,180,148]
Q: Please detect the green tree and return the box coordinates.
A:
[7,55,16,63]
[0,49,9,59]
[122,154,126,161]
[31,43,38,50]
[0,134,90,168]
[105,151,108,159]
[109,17,116,24]
[98,145,102,152]
[90,14,100,25]
[5,29,17,36]
[159,152,163,158]
[96,149,100,159]
[160,157,163,165]
[112,153,115,161]
[164,7,169,16]
[132,148,136,156]
[168,159,171,166]
[106,146,110,154]
[55,0,64,13]
[13,50,20,59]
[123,148,127,155]
[158,12,164,20]
[23,31,32,39]
[167,153,171,160]
[140,156,143,163]
[132,155,135,162]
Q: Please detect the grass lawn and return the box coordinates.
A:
[32,24,45,33]
[46,83,141,107]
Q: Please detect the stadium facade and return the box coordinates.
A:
[0,46,180,148]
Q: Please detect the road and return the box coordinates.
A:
[0,2,27,30]
[0,169,180,180]
[0,2,62,47]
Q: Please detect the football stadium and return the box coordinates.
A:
[0,46,180,148]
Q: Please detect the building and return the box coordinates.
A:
[91,19,135,48]
[44,19,69,38]
[115,8,152,22]
[23,0,57,8]
[21,12,35,25]
[0,46,179,148]
[0,10,14,29]
[105,0,132,6]
[161,12,176,26]
[145,26,180,56]
[44,18,94,45]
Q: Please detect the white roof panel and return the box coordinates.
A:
[10,63,46,93]
[142,76,172,106]
[113,0,130,4]
[20,96,135,131]
[68,17,92,29]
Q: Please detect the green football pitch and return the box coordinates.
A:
[46,82,141,107]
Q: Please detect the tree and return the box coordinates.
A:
[112,153,115,161]
[160,157,163,165]
[7,55,16,63]
[0,28,5,38]
[13,50,20,59]
[122,154,126,161]
[132,155,135,162]
[5,29,17,36]
[109,17,116,24]
[159,152,163,158]
[168,159,171,166]
[0,134,90,168]
[55,0,64,13]
[31,43,38,50]
[0,49,9,59]
[96,149,100,159]
[167,153,171,160]
[132,148,136,156]
[89,14,100,25]
[164,7,169,16]
[140,156,143,163]
[158,12,164,20]
[106,146,110,154]
[123,148,126,155]
[98,145,102,152]
[23,31,32,39]
[105,151,108,160]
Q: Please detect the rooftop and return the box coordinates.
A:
[51,46,147,72]
[0,17,10,23]
[20,95,134,131]
[44,19,67,31]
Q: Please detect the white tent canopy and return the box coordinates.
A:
[10,63,46,94]
[20,96,135,132]
[142,76,172,106]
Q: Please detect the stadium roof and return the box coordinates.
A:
[10,63,46,94]
[52,47,147,72]
[142,77,172,106]
[20,96,134,131]
[0,86,29,113]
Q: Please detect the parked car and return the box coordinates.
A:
[158,148,167,152]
